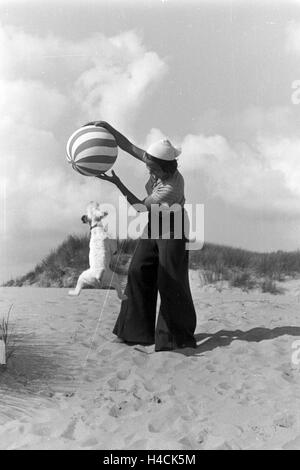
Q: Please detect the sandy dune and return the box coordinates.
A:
[1,271,300,450]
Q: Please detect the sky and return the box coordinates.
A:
[2,0,300,283]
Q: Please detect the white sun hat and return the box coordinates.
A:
[146,139,182,161]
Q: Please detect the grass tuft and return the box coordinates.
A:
[0,305,14,366]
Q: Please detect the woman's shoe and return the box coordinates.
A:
[112,337,126,344]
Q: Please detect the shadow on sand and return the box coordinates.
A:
[174,326,300,356]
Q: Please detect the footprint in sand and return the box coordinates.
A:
[178,436,199,449]
[148,419,164,433]
[109,401,128,418]
[116,369,131,380]
[127,439,148,450]
[167,385,176,396]
[273,413,296,429]
[143,380,156,392]
[148,405,180,434]
[31,422,53,437]
[206,363,216,372]
[280,365,297,383]
[107,377,120,390]
[215,382,231,396]
[202,435,234,450]
[60,419,77,440]
[175,361,188,371]
[197,429,209,446]
[218,382,231,391]
[132,355,148,367]
[80,437,98,448]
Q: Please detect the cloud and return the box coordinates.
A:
[142,106,300,217]
[0,79,67,130]
[195,105,300,141]
[286,20,300,53]
[144,128,166,149]
[74,31,167,128]
[140,105,300,217]
[179,124,300,216]
[0,23,167,127]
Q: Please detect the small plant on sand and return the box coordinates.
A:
[0,305,13,366]
[230,271,256,291]
[261,278,281,295]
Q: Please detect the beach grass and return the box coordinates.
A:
[0,304,14,366]
[3,235,300,293]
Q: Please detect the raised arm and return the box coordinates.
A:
[125,142,146,162]
[95,171,147,212]
[84,121,145,162]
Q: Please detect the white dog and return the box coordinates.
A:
[68,201,126,300]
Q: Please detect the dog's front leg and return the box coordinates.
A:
[68,271,90,296]
[68,279,85,296]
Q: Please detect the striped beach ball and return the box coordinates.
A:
[66,125,118,176]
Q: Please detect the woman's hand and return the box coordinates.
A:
[82,121,130,153]
[95,170,120,186]
[83,120,113,132]
[97,169,145,209]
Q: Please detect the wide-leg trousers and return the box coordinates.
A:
[112,224,197,351]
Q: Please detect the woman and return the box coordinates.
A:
[84,121,197,351]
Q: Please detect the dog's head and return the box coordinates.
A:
[81,201,108,226]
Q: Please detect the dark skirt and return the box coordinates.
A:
[113,209,197,351]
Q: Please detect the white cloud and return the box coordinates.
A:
[196,105,300,141]
[144,128,166,149]
[73,31,167,128]
[139,105,300,217]
[286,21,300,53]
[179,128,300,215]
[0,23,167,127]
[0,79,67,130]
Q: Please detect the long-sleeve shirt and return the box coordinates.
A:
[143,170,185,209]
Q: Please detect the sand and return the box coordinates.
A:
[1,272,300,450]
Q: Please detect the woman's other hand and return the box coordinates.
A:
[97,170,145,209]
[96,170,120,186]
